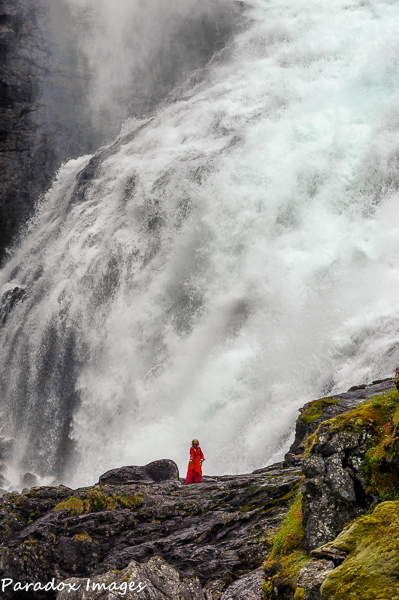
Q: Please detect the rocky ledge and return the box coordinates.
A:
[1,377,399,600]
[0,461,302,599]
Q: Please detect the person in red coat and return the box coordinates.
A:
[185,438,205,484]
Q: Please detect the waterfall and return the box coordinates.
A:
[2,0,399,489]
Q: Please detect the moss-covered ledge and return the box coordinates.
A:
[319,501,399,599]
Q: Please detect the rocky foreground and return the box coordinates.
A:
[0,377,398,600]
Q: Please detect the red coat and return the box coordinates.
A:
[188,446,204,475]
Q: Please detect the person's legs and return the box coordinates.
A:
[185,469,195,484]
[192,471,202,483]
[185,470,202,484]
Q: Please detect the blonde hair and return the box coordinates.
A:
[192,439,199,446]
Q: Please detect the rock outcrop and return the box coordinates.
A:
[286,378,396,461]
[317,501,399,600]
[0,462,302,599]
[264,377,399,600]
[301,424,371,553]
[1,377,398,600]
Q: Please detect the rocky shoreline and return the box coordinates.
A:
[1,377,399,599]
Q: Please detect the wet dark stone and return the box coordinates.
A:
[20,472,38,488]
[0,287,26,325]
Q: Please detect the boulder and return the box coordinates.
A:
[219,568,264,599]
[99,459,180,485]
[296,559,335,600]
[20,472,38,489]
[57,556,205,600]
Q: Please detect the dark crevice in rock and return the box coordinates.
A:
[353,474,368,509]
[341,449,350,469]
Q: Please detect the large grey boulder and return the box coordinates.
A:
[99,459,180,485]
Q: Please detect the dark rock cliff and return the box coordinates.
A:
[0,0,90,262]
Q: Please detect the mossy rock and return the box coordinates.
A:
[55,492,142,516]
[320,501,399,599]
[327,389,399,435]
[55,496,89,516]
[299,398,340,425]
[263,492,308,598]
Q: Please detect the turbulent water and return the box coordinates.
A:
[2,0,399,488]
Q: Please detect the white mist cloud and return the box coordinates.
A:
[51,0,241,141]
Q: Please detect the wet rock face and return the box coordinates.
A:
[0,0,89,264]
[0,287,26,324]
[301,423,372,553]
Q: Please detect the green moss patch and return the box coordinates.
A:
[55,492,142,516]
[328,389,399,435]
[263,492,308,599]
[321,501,399,600]
[304,432,318,458]
[55,497,89,516]
[299,398,339,425]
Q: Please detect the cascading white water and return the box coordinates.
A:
[2,0,399,488]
